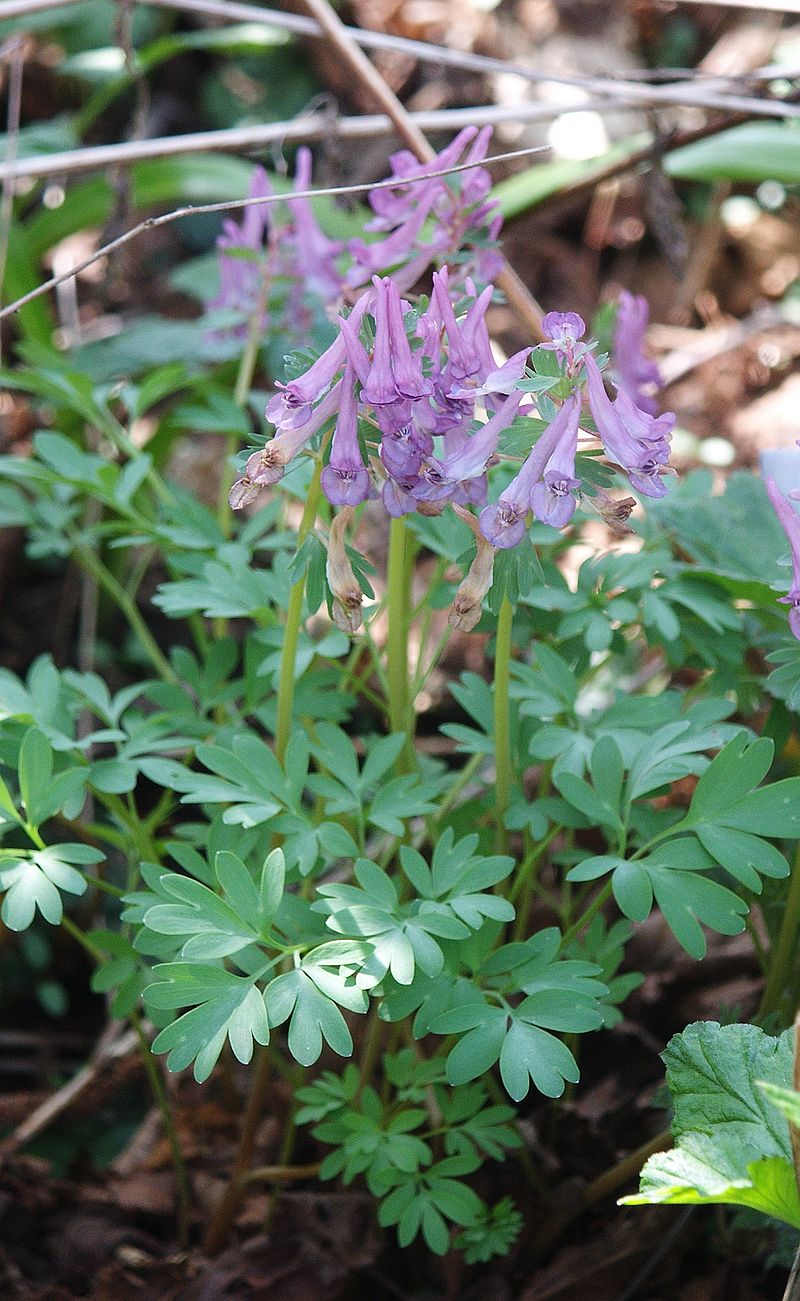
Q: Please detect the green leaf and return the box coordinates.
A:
[665,123,800,184]
[18,727,53,825]
[759,1082,800,1130]
[689,734,774,822]
[622,1022,800,1228]
[147,964,270,1083]
[499,1020,579,1101]
[716,779,800,838]
[0,844,96,930]
[696,825,789,893]
[265,968,355,1066]
[553,770,622,835]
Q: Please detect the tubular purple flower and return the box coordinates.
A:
[612,290,662,415]
[459,126,495,207]
[380,422,429,483]
[362,278,398,406]
[383,277,433,400]
[409,457,452,503]
[479,394,581,548]
[287,147,344,303]
[337,312,372,387]
[266,292,371,428]
[530,396,581,528]
[441,392,523,482]
[541,311,587,371]
[583,354,673,499]
[361,278,432,406]
[541,311,586,349]
[383,477,418,517]
[766,477,800,639]
[347,187,439,287]
[431,271,484,381]
[246,380,343,497]
[448,347,532,401]
[454,284,495,374]
[321,366,370,507]
[209,166,272,322]
[366,126,479,230]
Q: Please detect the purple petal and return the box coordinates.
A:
[479,502,527,549]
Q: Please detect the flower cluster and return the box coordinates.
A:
[346,126,503,293]
[766,476,800,640]
[209,149,344,337]
[230,284,675,630]
[209,128,503,343]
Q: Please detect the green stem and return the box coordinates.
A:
[493,596,514,855]
[561,880,613,948]
[387,516,410,745]
[213,295,266,643]
[72,542,178,685]
[274,459,324,764]
[356,1004,385,1098]
[759,842,800,1021]
[435,752,485,824]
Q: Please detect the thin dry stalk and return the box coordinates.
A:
[0,142,546,322]
[0,106,567,183]
[296,0,545,336]
[0,1023,138,1165]
[0,36,24,361]
[106,0,800,110]
[3,0,797,111]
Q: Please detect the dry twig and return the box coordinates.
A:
[2,0,798,113]
[0,1023,138,1165]
[0,142,548,322]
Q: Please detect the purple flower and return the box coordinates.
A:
[209,166,272,324]
[383,477,418,518]
[347,188,439,288]
[448,347,532,402]
[321,366,371,507]
[541,311,586,368]
[479,394,581,548]
[349,126,502,291]
[530,396,581,528]
[266,292,371,429]
[583,354,673,498]
[362,278,432,406]
[441,392,523,482]
[287,147,344,304]
[766,477,800,639]
[366,127,480,230]
[380,422,429,483]
[231,381,344,508]
[409,457,452,503]
[612,290,662,416]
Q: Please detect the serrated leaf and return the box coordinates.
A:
[623,1022,800,1228]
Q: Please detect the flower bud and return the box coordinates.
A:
[326,506,364,635]
[228,476,261,510]
[449,505,496,631]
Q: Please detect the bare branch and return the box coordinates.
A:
[0,143,547,322]
[0,104,590,184]
[2,0,797,114]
